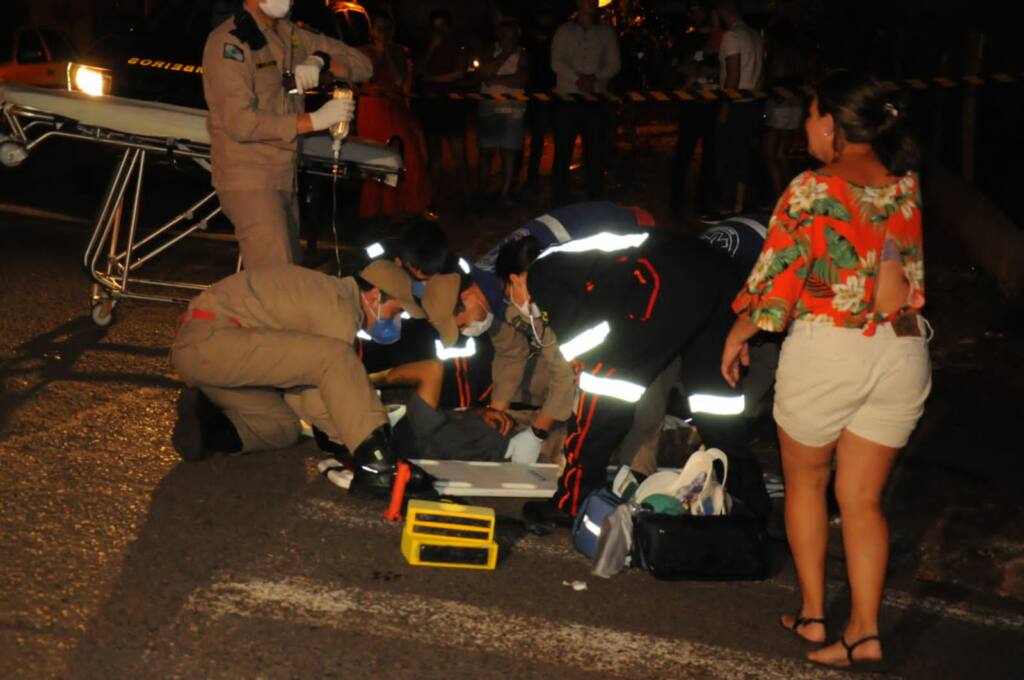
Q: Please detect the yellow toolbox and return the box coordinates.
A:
[400,500,499,570]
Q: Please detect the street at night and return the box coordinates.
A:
[3,0,1024,678]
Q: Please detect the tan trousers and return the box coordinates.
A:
[219,189,300,269]
[171,320,387,452]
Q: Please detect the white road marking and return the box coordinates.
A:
[190,577,861,679]
[300,499,1024,633]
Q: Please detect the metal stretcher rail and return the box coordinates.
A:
[1,89,403,327]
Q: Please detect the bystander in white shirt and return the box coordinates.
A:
[551,18,621,94]
[718,20,763,91]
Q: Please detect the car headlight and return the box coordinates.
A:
[67,63,111,97]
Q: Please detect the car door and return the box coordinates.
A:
[11,28,62,87]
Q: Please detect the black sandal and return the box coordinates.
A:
[780,614,827,642]
[840,634,884,669]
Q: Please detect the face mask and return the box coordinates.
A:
[411,279,427,300]
[365,295,402,345]
[461,311,494,337]
[259,0,292,19]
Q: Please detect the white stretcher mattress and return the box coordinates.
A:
[0,82,401,171]
[0,82,211,143]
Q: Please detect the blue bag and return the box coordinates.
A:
[572,487,624,560]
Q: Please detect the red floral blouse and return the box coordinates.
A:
[732,170,925,335]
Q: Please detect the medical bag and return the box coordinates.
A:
[572,487,625,560]
[632,499,768,580]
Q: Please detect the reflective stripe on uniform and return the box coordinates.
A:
[578,371,645,402]
[458,257,471,274]
[535,214,572,243]
[559,321,611,361]
[537,231,649,259]
[365,242,385,258]
[435,337,477,360]
[688,393,746,415]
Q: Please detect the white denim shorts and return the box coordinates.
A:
[773,317,933,448]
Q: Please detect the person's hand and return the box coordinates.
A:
[576,74,596,94]
[294,55,325,92]
[308,97,356,132]
[720,334,750,388]
[504,427,544,464]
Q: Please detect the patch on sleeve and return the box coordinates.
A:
[223,43,245,63]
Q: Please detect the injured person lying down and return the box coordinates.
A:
[357,359,566,464]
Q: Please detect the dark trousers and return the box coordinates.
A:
[670,101,719,215]
[525,99,552,185]
[551,101,609,207]
[552,299,770,518]
[715,101,763,207]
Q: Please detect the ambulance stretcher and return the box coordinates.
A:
[0,83,403,326]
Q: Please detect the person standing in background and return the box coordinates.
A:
[550,0,621,207]
[415,9,473,206]
[521,9,558,190]
[357,12,432,220]
[714,0,763,215]
[669,0,723,218]
[477,18,529,202]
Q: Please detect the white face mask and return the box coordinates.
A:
[461,311,494,337]
[259,0,293,19]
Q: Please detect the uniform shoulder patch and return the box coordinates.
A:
[223,43,245,63]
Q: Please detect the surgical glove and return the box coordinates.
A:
[294,55,324,92]
[504,428,543,464]
[309,97,356,132]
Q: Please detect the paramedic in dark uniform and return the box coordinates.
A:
[491,232,771,529]
[203,0,372,268]
[170,260,429,496]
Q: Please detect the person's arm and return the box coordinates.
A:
[489,321,531,410]
[486,49,529,89]
[202,36,298,143]
[594,27,621,81]
[723,173,814,384]
[550,25,577,86]
[368,359,443,408]
[304,29,374,83]
[718,31,739,120]
[533,324,576,428]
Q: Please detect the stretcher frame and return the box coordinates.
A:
[1,87,403,327]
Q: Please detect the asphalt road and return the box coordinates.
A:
[1,190,1024,678]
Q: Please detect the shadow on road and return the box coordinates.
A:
[0,316,178,436]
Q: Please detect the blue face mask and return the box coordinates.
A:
[365,295,402,345]
[369,316,402,345]
[411,279,427,300]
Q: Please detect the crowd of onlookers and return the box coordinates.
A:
[350,0,820,221]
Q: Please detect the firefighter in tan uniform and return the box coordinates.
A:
[170,260,429,496]
[202,0,372,268]
[421,273,577,464]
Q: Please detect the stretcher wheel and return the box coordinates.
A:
[91,298,116,327]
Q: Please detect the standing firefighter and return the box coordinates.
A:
[203,0,372,267]
[493,232,771,529]
[170,261,430,497]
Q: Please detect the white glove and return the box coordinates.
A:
[308,97,356,132]
[294,55,324,92]
[504,427,544,464]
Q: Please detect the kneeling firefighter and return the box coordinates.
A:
[169,260,432,496]
[491,232,772,529]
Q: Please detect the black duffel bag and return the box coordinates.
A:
[632,500,768,580]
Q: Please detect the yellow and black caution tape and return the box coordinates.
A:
[404,71,1024,103]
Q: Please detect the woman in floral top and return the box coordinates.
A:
[721,70,931,670]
